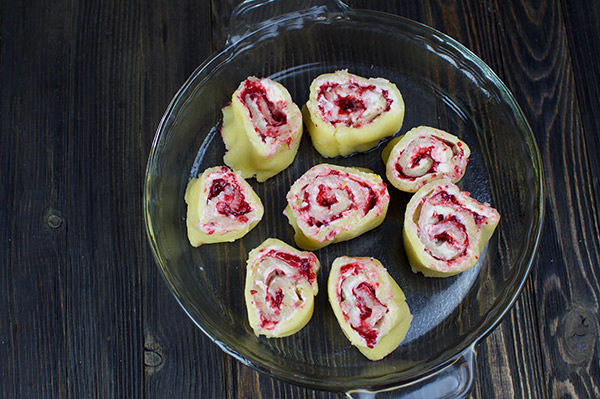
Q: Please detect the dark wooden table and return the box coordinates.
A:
[2,0,599,397]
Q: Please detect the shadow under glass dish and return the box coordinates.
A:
[144,5,543,394]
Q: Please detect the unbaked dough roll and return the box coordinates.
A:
[328,256,411,361]
[284,164,390,250]
[303,70,405,157]
[382,126,470,192]
[222,77,303,182]
[244,238,320,338]
[403,179,500,277]
[184,166,263,246]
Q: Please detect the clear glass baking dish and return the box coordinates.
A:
[144,1,543,397]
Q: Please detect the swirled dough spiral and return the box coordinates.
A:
[328,256,411,361]
[184,166,263,246]
[382,126,470,192]
[303,70,405,157]
[284,164,390,250]
[222,77,303,182]
[403,179,500,277]
[245,238,320,337]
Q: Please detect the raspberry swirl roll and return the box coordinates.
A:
[184,166,263,246]
[303,70,405,157]
[328,256,411,361]
[403,179,500,277]
[382,126,471,192]
[245,238,320,338]
[284,164,390,250]
[221,77,303,182]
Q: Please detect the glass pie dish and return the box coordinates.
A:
[144,1,544,397]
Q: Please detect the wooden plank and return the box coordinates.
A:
[0,0,220,397]
[493,0,600,398]
[60,1,147,397]
[139,1,227,398]
[561,0,600,220]
[0,1,71,397]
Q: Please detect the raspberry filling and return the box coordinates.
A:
[394,136,466,181]
[317,81,393,128]
[418,188,489,262]
[296,170,380,229]
[426,213,469,261]
[207,176,251,220]
[264,249,317,284]
[252,250,318,330]
[316,184,339,208]
[395,145,439,180]
[239,79,287,141]
[259,314,277,330]
[335,95,366,114]
[256,267,286,330]
[433,190,486,225]
[265,269,285,309]
[353,282,388,347]
[410,145,438,168]
[338,263,389,348]
[435,190,460,206]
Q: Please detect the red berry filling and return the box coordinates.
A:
[239,79,287,140]
[261,268,285,326]
[207,171,252,220]
[335,95,366,114]
[394,137,467,182]
[338,262,388,348]
[263,249,317,284]
[254,250,317,329]
[353,282,388,348]
[296,169,382,229]
[317,81,393,128]
[421,189,490,262]
[316,184,339,208]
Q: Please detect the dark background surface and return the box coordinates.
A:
[2,0,599,397]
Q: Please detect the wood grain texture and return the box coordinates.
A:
[1,1,71,397]
[139,1,227,399]
[561,1,600,225]
[62,2,149,395]
[494,0,600,398]
[2,0,599,398]
[1,0,224,398]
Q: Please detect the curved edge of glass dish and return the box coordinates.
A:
[144,7,545,393]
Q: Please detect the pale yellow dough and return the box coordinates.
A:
[403,178,500,277]
[184,166,263,246]
[303,70,405,157]
[381,126,471,192]
[244,238,320,337]
[284,164,390,250]
[328,256,411,361]
[222,77,303,182]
